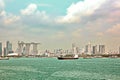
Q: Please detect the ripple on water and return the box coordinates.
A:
[50,71,120,80]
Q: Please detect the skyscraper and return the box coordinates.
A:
[85,42,92,54]
[93,45,97,54]
[72,43,77,54]
[0,42,2,56]
[4,47,7,56]
[25,43,31,56]
[17,41,24,55]
[99,45,105,54]
[32,43,40,55]
[6,41,13,54]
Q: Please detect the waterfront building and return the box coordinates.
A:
[85,42,92,54]
[76,47,79,54]
[6,41,13,54]
[65,50,69,54]
[72,43,78,54]
[81,48,85,54]
[4,47,7,56]
[0,42,2,56]
[53,49,60,54]
[31,42,40,55]
[17,41,24,55]
[93,45,97,54]
[25,43,31,56]
[22,46,26,55]
[99,45,105,54]
[17,41,40,56]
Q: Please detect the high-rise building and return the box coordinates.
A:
[32,43,40,55]
[6,41,13,54]
[85,42,92,54]
[17,41,40,56]
[93,45,97,54]
[99,45,105,54]
[18,41,24,55]
[72,43,78,54]
[4,47,7,56]
[0,42,2,56]
[25,43,31,56]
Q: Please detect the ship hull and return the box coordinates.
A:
[57,57,79,60]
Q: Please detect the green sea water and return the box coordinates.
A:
[0,58,120,80]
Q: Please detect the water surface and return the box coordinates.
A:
[0,58,120,80]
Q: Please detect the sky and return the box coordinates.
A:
[0,0,120,52]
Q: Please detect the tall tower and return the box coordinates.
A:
[85,42,92,54]
[25,43,31,56]
[0,42,2,56]
[4,47,7,56]
[93,45,97,54]
[31,42,40,55]
[99,45,105,54]
[72,43,77,54]
[6,41,13,54]
[18,41,24,55]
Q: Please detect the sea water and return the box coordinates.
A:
[0,58,120,80]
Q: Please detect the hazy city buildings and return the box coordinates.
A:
[99,45,105,54]
[6,41,13,54]
[72,43,77,54]
[93,45,97,54]
[25,43,31,56]
[31,42,40,55]
[0,42,2,56]
[17,41,24,55]
[0,40,116,57]
[85,42,92,54]
[4,47,7,56]
[85,43,106,54]
[17,41,40,56]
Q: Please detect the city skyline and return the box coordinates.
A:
[0,41,120,54]
[0,0,120,51]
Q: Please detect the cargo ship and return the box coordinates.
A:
[57,43,79,60]
[57,54,79,60]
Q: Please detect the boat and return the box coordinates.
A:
[57,43,79,60]
[0,57,9,60]
[57,54,79,60]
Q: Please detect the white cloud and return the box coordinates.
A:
[21,3,37,15]
[0,10,6,16]
[0,10,20,25]
[35,11,48,20]
[4,14,20,25]
[0,0,5,9]
[57,0,107,23]
[20,3,49,23]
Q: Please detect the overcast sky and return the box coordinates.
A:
[0,0,120,51]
